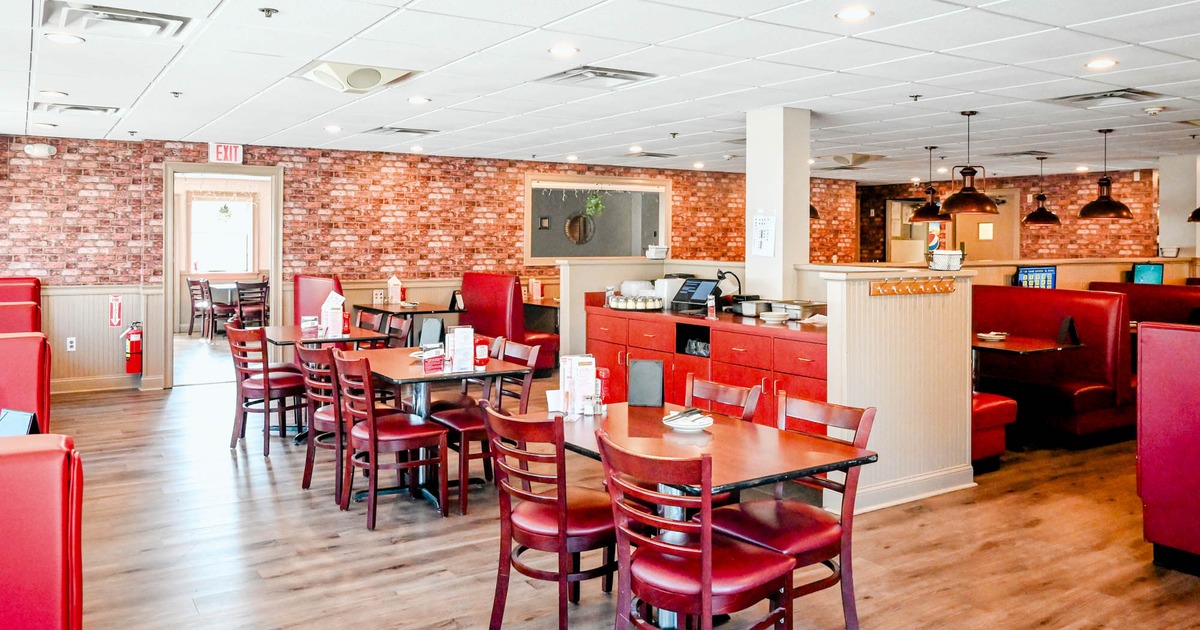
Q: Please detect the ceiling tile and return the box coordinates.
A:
[756,0,968,36]
[645,0,802,17]
[951,29,1127,65]
[1141,33,1200,58]
[772,72,909,99]
[481,30,645,64]
[547,0,734,44]
[851,53,1001,83]
[325,38,471,72]
[858,8,1053,51]
[363,9,531,49]
[190,22,341,58]
[664,20,838,58]
[438,53,574,84]
[920,65,1068,92]
[1021,45,1191,79]
[31,72,146,108]
[1074,3,1200,43]
[405,0,604,27]
[765,37,927,72]
[0,28,31,73]
[0,70,27,109]
[682,60,826,88]
[593,45,741,76]
[209,0,395,35]
[981,77,1125,100]
[34,36,180,83]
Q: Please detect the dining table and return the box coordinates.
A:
[262,324,390,348]
[352,301,460,346]
[523,296,560,335]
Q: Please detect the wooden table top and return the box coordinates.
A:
[971,335,1083,355]
[524,297,560,309]
[353,302,458,316]
[262,325,389,347]
[535,402,876,495]
[339,347,532,386]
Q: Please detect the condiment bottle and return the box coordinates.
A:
[474,336,489,370]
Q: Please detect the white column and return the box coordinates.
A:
[1157,155,1200,258]
[745,107,810,299]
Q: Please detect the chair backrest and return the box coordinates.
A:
[293,274,344,325]
[0,302,42,333]
[296,345,339,421]
[354,310,389,349]
[0,434,82,630]
[496,339,540,414]
[385,317,413,348]
[0,332,52,433]
[226,324,273,383]
[419,317,444,346]
[480,400,568,535]
[684,374,761,422]
[596,430,715,620]
[187,278,206,307]
[332,350,383,442]
[458,272,523,340]
[776,393,876,524]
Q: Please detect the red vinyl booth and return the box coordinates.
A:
[0,277,41,304]
[0,301,43,333]
[1137,323,1200,573]
[1088,282,1200,325]
[293,274,343,325]
[458,272,558,371]
[0,434,83,630]
[0,332,52,433]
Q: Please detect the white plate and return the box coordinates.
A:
[976,332,1008,342]
[409,350,426,359]
[663,414,714,432]
[759,313,790,323]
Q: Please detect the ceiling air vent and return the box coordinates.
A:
[817,153,884,171]
[299,61,416,95]
[33,102,121,115]
[363,126,439,136]
[1045,88,1163,108]
[990,149,1054,157]
[43,1,191,39]
[538,66,657,89]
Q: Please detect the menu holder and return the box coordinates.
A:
[1058,316,1080,345]
[447,290,464,312]
[628,360,664,407]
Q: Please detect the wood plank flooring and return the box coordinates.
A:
[53,380,1200,629]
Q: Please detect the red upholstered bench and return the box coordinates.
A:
[459,272,558,372]
[0,332,52,433]
[972,392,1016,468]
[0,301,42,333]
[0,277,41,304]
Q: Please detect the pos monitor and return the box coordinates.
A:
[1131,263,1164,285]
[670,278,722,311]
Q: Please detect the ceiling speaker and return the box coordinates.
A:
[299,61,415,94]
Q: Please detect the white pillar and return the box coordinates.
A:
[1157,155,1200,258]
[745,107,811,299]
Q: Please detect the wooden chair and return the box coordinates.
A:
[597,430,794,630]
[333,350,449,528]
[385,316,413,349]
[710,393,877,630]
[430,340,539,515]
[481,401,616,629]
[199,279,235,341]
[186,278,207,336]
[355,310,390,350]
[684,373,762,423]
[235,280,270,327]
[296,346,347,503]
[226,324,306,456]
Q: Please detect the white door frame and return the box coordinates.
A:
[162,162,284,389]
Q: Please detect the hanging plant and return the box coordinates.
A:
[216,204,232,222]
[584,192,605,218]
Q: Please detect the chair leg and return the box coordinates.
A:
[437,437,449,518]
[188,311,195,335]
[340,449,354,511]
[602,545,614,593]
[489,518,512,630]
[840,555,859,630]
[459,434,470,515]
[558,550,572,630]
[569,552,581,603]
[481,438,493,482]
[333,432,343,504]
[263,400,272,457]
[230,400,246,449]
[366,450,378,530]
[302,428,318,489]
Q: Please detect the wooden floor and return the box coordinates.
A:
[55,379,1200,629]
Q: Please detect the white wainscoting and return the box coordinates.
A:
[42,285,147,393]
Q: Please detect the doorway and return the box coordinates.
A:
[951,188,1020,261]
[162,163,284,389]
[885,199,931,263]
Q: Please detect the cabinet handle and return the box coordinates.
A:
[761,377,769,392]
[774,379,781,396]
[617,351,624,366]
[795,357,814,363]
[643,333,656,338]
[600,327,610,331]
[732,347,746,352]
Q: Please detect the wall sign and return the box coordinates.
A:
[208,143,243,164]
[108,295,122,327]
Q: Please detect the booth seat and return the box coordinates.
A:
[0,301,42,333]
[0,332,52,433]
[972,392,1017,467]
[0,434,83,630]
[0,277,41,304]
[458,272,558,371]
[293,274,343,325]
[973,285,1132,437]
[1088,282,1200,325]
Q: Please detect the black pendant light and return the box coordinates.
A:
[940,111,999,216]
[810,204,820,219]
[910,146,944,223]
[1189,206,1200,222]
[1079,129,1133,219]
[1022,156,1061,226]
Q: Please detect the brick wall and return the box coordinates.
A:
[857,169,1159,261]
[810,177,858,263]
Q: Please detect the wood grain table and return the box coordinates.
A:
[262,324,389,348]
[352,302,460,345]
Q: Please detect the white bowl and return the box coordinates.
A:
[760,312,790,323]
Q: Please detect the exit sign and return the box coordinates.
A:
[208,143,243,164]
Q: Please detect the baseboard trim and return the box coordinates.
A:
[139,375,164,391]
[854,465,977,513]
[51,374,141,394]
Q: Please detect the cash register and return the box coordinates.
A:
[670,278,723,313]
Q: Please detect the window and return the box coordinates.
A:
[190,200,254,273]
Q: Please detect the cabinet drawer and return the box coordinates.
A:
[627,319,674,352]
[711,330,772,370]
[588,313,628,344]
[773,339,827,379]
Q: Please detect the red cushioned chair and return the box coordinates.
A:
[597,430,794,630]
[0,434,83,630]
[710,393,876,630]
[972,391,1017,469]
[482,400,616,629]
[459,272,559,372]
[0,277,40,304]
[198,279,236,341]
[334,350,449,528]
[296,345,348,502]
[0,332,52,433]
[0,301,41,333]
[186,278,208,336]
[234,280,270,328]
[227,324,306,456]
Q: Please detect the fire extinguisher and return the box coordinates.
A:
[121,322,143,374]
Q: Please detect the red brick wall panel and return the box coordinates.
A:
[809,177,858,263]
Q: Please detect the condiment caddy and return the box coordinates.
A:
[607,295,665,311]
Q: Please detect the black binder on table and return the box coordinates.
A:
[628,360,664,407]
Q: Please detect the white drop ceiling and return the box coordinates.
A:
[6,0,1200,184]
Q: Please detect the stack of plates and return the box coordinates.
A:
[976,331,1008,342]
[662,408,714,432]
[759,312,790,324]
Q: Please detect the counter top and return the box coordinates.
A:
[586,304,827,343]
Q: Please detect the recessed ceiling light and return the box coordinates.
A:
[408,96,431,105]
[324,124,342,133]
[566,155,578,162]
[629,145,643,153]
[1076,165,1090,172]
[807,158,816,164]
[1085,58,1118,70]
[44,32,85,45]
[936,166,949,174]
[693,162,705,169]
[911,177,922,183]
[835,6,874,22]
[34,122,58,128]
[410,145,424,153]
[38,90,69,99]
[548,44,579,58]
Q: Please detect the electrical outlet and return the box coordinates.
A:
[372,289,385,303]
[66,337,76,352]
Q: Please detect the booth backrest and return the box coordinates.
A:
[0,277,41,304]
[0,332,52,432]
[973,285,1131,404]
[0,301,42,333]
[293,274,343,325]
[1088,282,1200,325]
[458,272,523,341]
[0,434,83,630]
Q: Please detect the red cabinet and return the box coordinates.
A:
[587,338,627,402]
